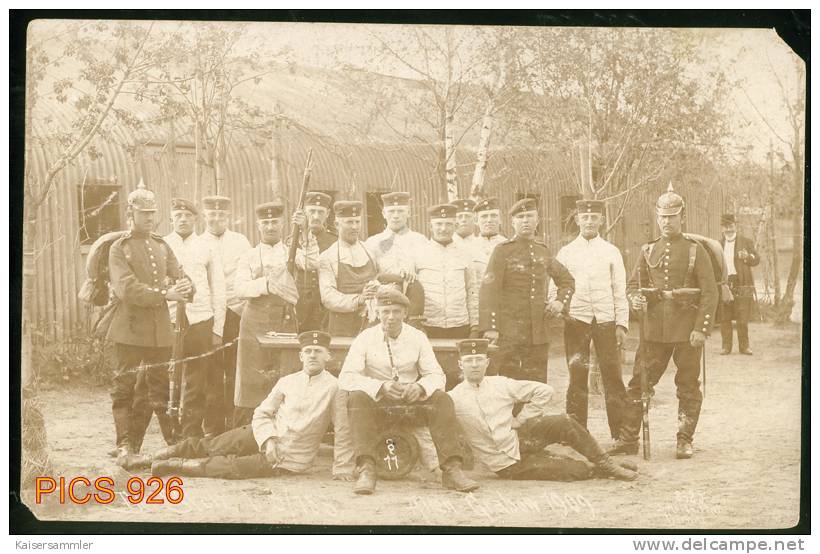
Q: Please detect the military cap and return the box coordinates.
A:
[720,213,736,225]
[473,197,500,213]
[255,202,284,220]
[381,191,410,207]
[334,200,362,218]
[376,288,410,308]
[170,197,198,215]
[457,339,490,357]
[127,182,158,212]
[452,198,477,213]
[202,195,232,211]
[576,199,605,215]
[656,183,685,216]
[298,330,331,350]
[427,203,458,220]
[305,191,332,210]
[509,197,538,217]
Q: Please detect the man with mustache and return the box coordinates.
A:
[451,198,478,251]
[478,197,575,383]
[718,213,760,355]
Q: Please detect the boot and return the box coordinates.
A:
[151,445,181,462]
[594,458,638,478]
[441,458,480,492]
[151,458,206,477]
[595,455,638,481]
[118,453,153,470]
[676,439,694,459]
[606,439,638,456]
[353,458,377,495]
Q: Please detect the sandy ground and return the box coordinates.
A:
[22,322,803,530]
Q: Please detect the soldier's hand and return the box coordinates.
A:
[630,294,647,312]
[381,381,405,401]
[166,285,189,302]
[738,249,748,261]
[263,438,280,465]
[722,284,734,304]
[401,383,425,403]
[291,209,307,229]
[689,330,706,348]
[400,269,417,284]
[362,281,380,299]
[483,330,499,344]
[545,300,565,317]
[615,326,628,348]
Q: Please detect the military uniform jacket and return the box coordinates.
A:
[478,236,575,345]
[107,231,182,347]
[626,233,719,343]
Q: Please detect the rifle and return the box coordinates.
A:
[167,270,189,427]
[637,282,652,460]
[286,148,314,276]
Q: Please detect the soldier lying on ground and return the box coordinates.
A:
[121,331,354,480]
[449,339,638,481]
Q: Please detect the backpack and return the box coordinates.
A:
[78,230,129,307]
[683,232,728,320]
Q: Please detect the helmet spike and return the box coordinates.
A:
[667,181,675,193]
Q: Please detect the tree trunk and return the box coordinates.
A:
[470,100,495,199]
[444,111,458,202]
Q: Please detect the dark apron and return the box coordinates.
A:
[234,246,297,409]
[327,242,377,336]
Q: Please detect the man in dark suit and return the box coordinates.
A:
[718,213,760,355]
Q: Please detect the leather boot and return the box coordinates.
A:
[594,458,638,477]
[676,439,694,459]
[595,455,638,481]
[151,445,181,462]
[606,439,639,456]
[151,458,207,477]
[353,458,377,495]
[441,458,480,492]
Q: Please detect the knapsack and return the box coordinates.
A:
[683,232,728,320]
[77,230,129,307]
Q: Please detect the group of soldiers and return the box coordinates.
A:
[103,180,757,495]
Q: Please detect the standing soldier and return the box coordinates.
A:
[318,201,380,336]
[611,185,718,459]
[107,184,192,462]
[290,191,337,332]
[199,195,252,434]
[451,198,478,251]
[478,198,575,383]
[554,199,629,441]
[718,213,759,355]
[163,198,226,440]
[233,202,303,427]
[415,203,476,339]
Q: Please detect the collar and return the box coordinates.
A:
[173,231,195,242]
[574,233,601,246]
[300,369,326,382]
[724,235,736,243]
[480,233,498,239]
[433,238,454,247]
[206,229,226,239]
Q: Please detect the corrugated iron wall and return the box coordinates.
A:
[26,125,723,339]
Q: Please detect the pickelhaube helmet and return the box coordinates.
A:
[127,181,158,212]
[655,182,685,216]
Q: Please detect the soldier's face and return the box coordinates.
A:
[383,206,410,231]
[305,205,329,232]
[459,354,490,384]
[722,223,737,240]
[378,305,407,334]
[336,216,361,243]
[171,209,196,237]
[455,212,476,237]
[575,212,603,239]
[204,209,229,236]
[657,213,683,237]
[131,210,156,233]
[429,219,456,242]
[476,210,500,236]
[258,217,283,244]
[299,346,330,376]
[512,210,539,238]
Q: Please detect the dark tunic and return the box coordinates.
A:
[294,227,337,332]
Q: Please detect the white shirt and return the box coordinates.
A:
[364,226,428,275]
[415,239,475,328]
[234,242,298,304]
[252,370,352,474]
[553,234,629,330]
[723,237,737,276]
[449,376,554,472]
[467,234,508,327]
[339,323,446,401]
[199,229,252,314]
[164,232,227,335]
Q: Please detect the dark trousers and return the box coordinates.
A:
[178,318,213,440]
[496,415,603,481]
[204,309,240,435]
[347,390,464,468]
[490,341,549,383]
[296,288,327,333]
[622,340,703,443]
[720,275,753,352]
[424,325,470,339]
[720,319,750,352]
[113,344,174,452]
[563,318,628,438]
[161,424,282,479]
[232,406,254,428]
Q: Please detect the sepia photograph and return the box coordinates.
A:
[12,11,808,534]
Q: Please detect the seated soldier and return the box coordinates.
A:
[449,339,638,481]
[339,288,479,495]
[122,331,354,480]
